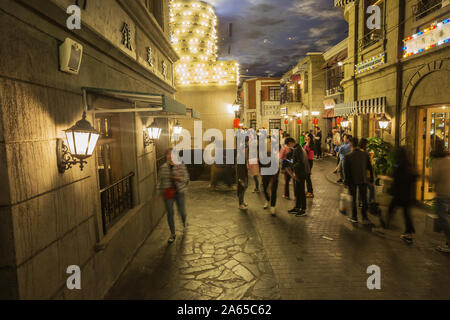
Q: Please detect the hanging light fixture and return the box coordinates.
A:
[57,111,100,173]
[144,121,162,147]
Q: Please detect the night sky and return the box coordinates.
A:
[207,0,348,77]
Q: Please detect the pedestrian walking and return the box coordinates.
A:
[158,148,190,244]
[326,130,333,155]
[261,137,279,216]
[374,147,416,243]
[304,134,315,198]
[335,134,351,183]
[285,138,310,217]
[248,131,260,193]
[237,138,249,210]
[314,127,323,159]
[359,138,375,204]
[280,138,293,199]
[343,137,374,224]
[332,127,341,157]
[299,131,306,147]
[429,140,450,252]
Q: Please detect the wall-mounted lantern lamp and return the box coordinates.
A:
[144,121,162,147]
[341,118,350,129]
[173,120,183,135]
[378,114,390,139]
[57,111,100,173]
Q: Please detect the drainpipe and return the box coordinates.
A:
[353,1,359,136]
[395,0,405,147]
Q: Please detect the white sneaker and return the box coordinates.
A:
[264,201,269,209]
[437,243,450,253]
[270,207,276,216]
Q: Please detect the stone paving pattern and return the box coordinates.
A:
[107,158,450,300]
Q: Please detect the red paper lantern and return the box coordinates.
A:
[284,119,289,125]
[336,117,341,125]
[315,119,319,125]
[296,119,301,125]
[233,118,240,129]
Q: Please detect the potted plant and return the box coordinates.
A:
[367,137,394,195]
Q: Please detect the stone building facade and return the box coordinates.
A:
[0,0,182,299]
[281,53,326,145]
[241,78,282,131]
[335,0,450,200]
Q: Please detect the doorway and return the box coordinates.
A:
[417,106,450,201]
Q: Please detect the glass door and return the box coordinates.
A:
[422,107,450,200]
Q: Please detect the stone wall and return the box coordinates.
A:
[0,0,174,299]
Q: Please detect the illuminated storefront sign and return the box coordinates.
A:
[403,18,450,58]
[355,53,385,74]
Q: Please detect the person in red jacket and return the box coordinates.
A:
[304,134,315,198]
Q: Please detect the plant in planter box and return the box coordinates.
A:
[367,137,394,183]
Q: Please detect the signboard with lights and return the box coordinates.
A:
[403,18,450,58]
[355,53,385,74]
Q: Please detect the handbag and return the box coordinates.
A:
[339,190,352,215]
[163,187,176,200]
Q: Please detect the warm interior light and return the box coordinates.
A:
[342,120,350,128]
[378,114,390,129]
[147,121,162,140]
[64,112,99,159]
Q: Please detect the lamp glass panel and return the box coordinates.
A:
[174,126,183,134]
[65,131,76,154]
[148,127,162,139]
[342,121,349,128]
[379,121,389,129]
[87,133,100,156]
[74,132,90,156]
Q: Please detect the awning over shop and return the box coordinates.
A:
[82,87,186,117]
[334,97,386,116]
[323,98,336,109]
[186,108,201,119]
[322,108,335,119]
[321,49,348,69]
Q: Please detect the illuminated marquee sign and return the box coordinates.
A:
[403,18,450,58]
[355,53,385,74]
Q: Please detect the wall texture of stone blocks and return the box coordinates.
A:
[0,0,175,299]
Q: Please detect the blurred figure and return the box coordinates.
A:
[332,127,341,157]
[299,131,306,147]
[359,138,375,204]
[248,131,260,193]
[430,140,450,252]
[335,134,351,183]
[314,127,323,159]
[326,130,333,155]
[375,147,416,243]
[304,134,315,198]
[261,136,279,216]
[280,137,294,199]
[158,148,190,244]
[237,138,249,210]
[344,137,374,224]
[286,138,310,216]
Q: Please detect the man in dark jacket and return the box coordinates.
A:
[285,138,310,216]
[344,137,374,224]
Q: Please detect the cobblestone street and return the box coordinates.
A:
[107,158,450,300]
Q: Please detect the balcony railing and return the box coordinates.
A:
[281,92,301,104]
[413,0,443,21]
[100,172,134,234]
[358,29,383,51]
[326,86,344,97]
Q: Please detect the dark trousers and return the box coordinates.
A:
[253,175,259,190]
[316,142,322,158]
[306,160,313,194]
[284,172,291,197]
[262,173,279,207]
[349,184,368,220]
[382,198,415,234]
[237,178,247,205]
[294,177,306,210]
